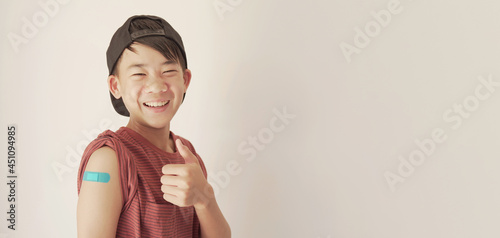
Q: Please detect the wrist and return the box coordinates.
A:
[194,183,216,210]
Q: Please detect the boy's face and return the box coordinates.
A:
[108,43,191,129]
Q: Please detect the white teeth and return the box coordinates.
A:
[144,101,168,107]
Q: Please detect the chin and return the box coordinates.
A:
[146,119,171,129]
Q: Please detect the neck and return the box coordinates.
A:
[126,120,175,153]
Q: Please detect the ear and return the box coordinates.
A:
[182,69,192,93]
[108,75,122,99]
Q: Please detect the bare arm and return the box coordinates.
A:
[195,185,231,238]
[77,146,122,238]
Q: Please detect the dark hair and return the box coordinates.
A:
[111,18,186,75]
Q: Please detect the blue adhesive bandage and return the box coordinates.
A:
[83,171,110,183]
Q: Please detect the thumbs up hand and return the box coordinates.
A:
[161,139,214,209]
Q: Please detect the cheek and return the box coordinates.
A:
[171,84,183,93]
[122,83,142,102]
[173,85,186,98]
[168,80,184,94]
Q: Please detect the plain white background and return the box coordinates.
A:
[1,0,500,237]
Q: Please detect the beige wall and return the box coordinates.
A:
[1,0,499,237]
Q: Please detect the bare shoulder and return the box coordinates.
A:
[85,146,118,171]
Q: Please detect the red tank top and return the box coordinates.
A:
[77,127,207,237]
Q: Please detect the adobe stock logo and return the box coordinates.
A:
[213,0,242,21]
[52,118,119,182]
[237,107,296,162]
[339,0,406,63]
[207,106,296,196]
[7,0,70,53]
[384,74,499,192]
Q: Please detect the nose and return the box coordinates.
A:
[144,74,168,94]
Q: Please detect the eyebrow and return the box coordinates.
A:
[126,60,177,70]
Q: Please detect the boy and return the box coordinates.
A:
[77,15,231,237]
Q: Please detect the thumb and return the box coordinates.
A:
[176,139,199,165]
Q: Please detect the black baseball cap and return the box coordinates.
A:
[106,15,188,117]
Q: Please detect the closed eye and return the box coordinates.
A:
[132,73,146,76]
[163,70,176,74]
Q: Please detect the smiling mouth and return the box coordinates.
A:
[144,100,169,108]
